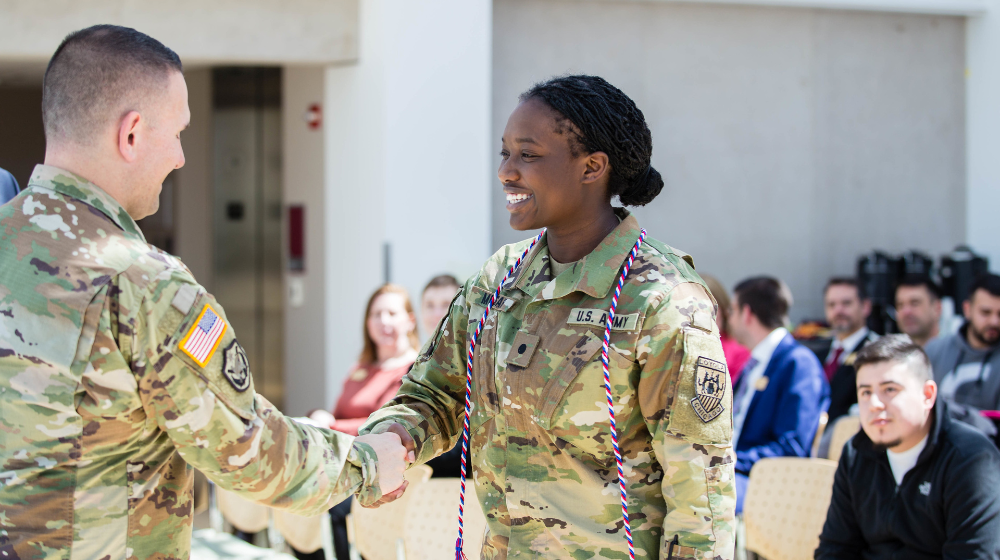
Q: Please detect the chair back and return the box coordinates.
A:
[273,509,326,554]
[349,464,433,560]
[743,457,837,560]
[217,487,271,534]
[401,478,488,560]
[811,412,829,457]
[828,415,861,464]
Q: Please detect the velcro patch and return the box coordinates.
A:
[567,308,640,332]
[506,331,540,368]
[179,304,227,367]
[692,356,727,423]
[222,340,251,392]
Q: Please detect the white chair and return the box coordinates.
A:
[743,457,837,560]
[827,415,861,464]
[273,507,335,559]
[401,478,488,560]
[347,464,433,560]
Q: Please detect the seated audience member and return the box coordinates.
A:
[895,274,943,347]
[302,284,419,560]
[816,335,1000,559]
[0,167,18,205]
[728,276,829,513]
[419,273,461,341]
[703,274,751,383]
[816,278,878,426]
[925,273,1000,418]
[419,273,464,478]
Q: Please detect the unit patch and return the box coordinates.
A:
[692,356,727,423]
[567,308,640,332]
[222,340,251,392]
[179,304,227,367]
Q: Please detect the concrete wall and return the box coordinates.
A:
[0,0,358,65]
[322,0,493,409]
[282,66,329,416]
[174,68,214,288]
[492,0,967,321]
[967,5,1000,268]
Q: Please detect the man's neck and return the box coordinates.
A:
[44,148,129,213]
[889,422,932,454]
[835,325,865,342]
[744,325,779,352]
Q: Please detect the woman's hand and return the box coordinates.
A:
[308,409,336,427]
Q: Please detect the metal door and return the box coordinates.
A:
[212,68,284,408]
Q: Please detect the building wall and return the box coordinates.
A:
[0,86,45,188]
[174,68,214,288]
[492,0,966,321]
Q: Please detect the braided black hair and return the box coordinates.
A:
[520,75,663,207]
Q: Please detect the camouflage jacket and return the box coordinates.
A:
[0,166,380,560]
[362,210,736,560]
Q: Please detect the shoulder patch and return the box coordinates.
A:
[171,284,201,315]
[665,329,733,445]
[222,340,251,392]
[692,357,727,423]
[179,304,227,367]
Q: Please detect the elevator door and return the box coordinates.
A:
[212,68,284,408]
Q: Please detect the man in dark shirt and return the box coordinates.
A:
[816,335,1000,559]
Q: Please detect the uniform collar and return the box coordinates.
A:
[507,208,643,303]
[27,164,146,242]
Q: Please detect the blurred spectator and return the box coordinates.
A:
[0,167,19,205]
[816,335,1000,559]
[816,278,878,426]
[702,274,751,383]
[895,274,943,347]
[727,276,829,513]
[925,273,1000,421]
[420,273,461,341]
[419,274,464,478]
[302,283,418,560]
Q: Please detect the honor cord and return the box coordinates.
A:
[456,230,544,559]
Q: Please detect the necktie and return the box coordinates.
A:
[824,346,844,382]
[733,357,759,416]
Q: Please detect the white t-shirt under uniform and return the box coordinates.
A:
[886,435,928,486]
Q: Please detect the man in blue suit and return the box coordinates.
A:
[0,167,19,205]
[727,276,829,512]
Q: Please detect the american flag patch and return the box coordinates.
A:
[180,304,227,367]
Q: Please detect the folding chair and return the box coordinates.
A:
[347,464,433,560]
[827,415,861,464]
[273,507,335,560]
[743,457,837,560]
[401,478,488,560]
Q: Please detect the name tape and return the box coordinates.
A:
[567,308,640,331]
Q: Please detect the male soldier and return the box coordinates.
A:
[0,25,409,559]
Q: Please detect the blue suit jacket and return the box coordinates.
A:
[0,168,19,206]
[734,333,829,474]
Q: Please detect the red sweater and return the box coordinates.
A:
[329,361,412,435]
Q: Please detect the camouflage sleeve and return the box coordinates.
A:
[636,282,737,560]
[359,287,470,463]
[129,272,382,515]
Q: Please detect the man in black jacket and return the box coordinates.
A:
[816,335,1000,560]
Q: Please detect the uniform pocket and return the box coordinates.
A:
[537,329,604,430]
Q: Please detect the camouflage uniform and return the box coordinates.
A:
[362,209,736,559]
[0,165,382,560]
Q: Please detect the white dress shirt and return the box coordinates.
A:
[733,327,788,445]
[886,434,928,486]
[826,327,871,366]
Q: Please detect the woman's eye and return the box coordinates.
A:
[499,150,509,159]
[521,152,536,159]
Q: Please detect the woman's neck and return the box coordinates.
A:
[375,343,416,368]
[546,205,619,263]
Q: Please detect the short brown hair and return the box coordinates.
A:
[824,277,867,300]
[43,25,182,145]
[359,284,419,365]
[855,334,932,383]
[733,276,789,330]
[422,274,460,294]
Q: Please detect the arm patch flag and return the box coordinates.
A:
[180,304,228,367]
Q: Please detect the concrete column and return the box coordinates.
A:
[282,66,329,416]
[967,2,1000,267]
[323,0,493,408]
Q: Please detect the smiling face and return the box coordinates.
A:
[498,98,609,232]
[366,292,416,351]
[857,360,936,452]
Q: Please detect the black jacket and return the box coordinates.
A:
[816,401,1000,560]
[815,331,879,425]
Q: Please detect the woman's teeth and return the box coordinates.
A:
[506,193,532,204]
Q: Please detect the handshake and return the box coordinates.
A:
[354,423,416,507]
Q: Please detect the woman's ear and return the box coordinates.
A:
[581,151,610,185]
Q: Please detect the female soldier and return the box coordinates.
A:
[362,76,736,559]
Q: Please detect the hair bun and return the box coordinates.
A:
[618,165,663,207]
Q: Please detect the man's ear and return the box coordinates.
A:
[963,298,972,320]
[862,298,872,318]
[118,111,142,163]
[581,151,610,185]
[923,379,938,407]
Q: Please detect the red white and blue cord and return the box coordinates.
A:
[455,229,647,560]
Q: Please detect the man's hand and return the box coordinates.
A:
[356,423,417,507]
[355,430,414,505]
